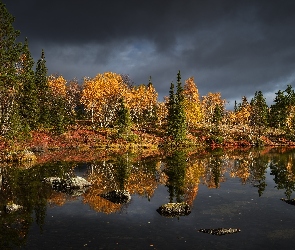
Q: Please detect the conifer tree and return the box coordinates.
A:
[35,49,49,127]
[116,98,131,134]
[269,85,295,129]
[212,104,223,125]
[174,70,187,142]
[19,38,39,130]
[166,82,176,137]
[166,71,187,144]
[250,91,269,128]
[0,2,23,137]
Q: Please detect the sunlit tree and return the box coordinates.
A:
[201,92,225,125]
[125,83,158,129]
[81,72,127,127]
[183,77,203,129]
[47,74,73,133]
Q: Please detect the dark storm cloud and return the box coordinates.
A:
[3,0,295,107]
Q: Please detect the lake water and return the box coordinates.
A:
[1,147,295,250]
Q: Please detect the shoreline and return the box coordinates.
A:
[1,125,295,164]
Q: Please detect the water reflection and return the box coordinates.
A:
[84,152,163,213]
[270,148,295,199]
[0,161,74,249]
[2,147,295,248]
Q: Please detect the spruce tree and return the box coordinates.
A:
[116,98,131,134]
[0,2,23,137]
[269,85,295,129]
[166,71,187,144]
[212,104,223,125]
[250,91,269,128]
[270,90,285,128]
[174,70,187,142]
[35,49,49,128]
[166,82,176,137]
[19,38,39,130]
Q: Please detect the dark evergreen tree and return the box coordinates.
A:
[35,49,49,128]
[166,71,187,144]
[50,94,73,134]
[164,150,187,202]
[19,38,39,130]
[238,96,249,111]
[269,85,295,129]
[166,82,176,137]
[0,2,23,137]
[116,98,131,134]
[250,91,269,128]
[234,100,238,112]
[212,104,223,125]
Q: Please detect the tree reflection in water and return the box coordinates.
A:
[84,152,163,213]
[0,161,74,249]
[2,147,295,248]
[270,148,295,199]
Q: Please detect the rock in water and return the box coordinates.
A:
[99,190,131,204]
[280,198,295,205]
[156,202,191,217]
[44,176,91,196]
[198,228,241,236]
[5,203,23,213]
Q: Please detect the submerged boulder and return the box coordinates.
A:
[198,228,241,236]
[44,176,91,196]
[156,202,191,217]
[99,190,131,204]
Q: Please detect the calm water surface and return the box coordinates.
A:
[1,148,295,250]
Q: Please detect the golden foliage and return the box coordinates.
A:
[81,72,127,126]
[183,77,203,128]
[48,75,67,97]
[201,92,226,124]
[125,84,158,125]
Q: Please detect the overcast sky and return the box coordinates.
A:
[3,0,295,109]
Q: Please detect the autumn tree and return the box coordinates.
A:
[201,92,225,125]
[125,82,158,130]
[0,2,23,137]
[47,75,73,133]
[81,72,126,127]
[183,77,202,129]
[234,96,251,126]
[66,79,84,120]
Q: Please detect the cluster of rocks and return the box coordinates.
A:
[198,228,241,236]
[99,190,131,204]
[44,176,91,196]
[156,202,191,217]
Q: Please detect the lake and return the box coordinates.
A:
[1,147,295,250]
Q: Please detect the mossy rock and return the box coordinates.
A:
[99,190,131,204]
[198,228,241,236]
[156,202,191,217]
